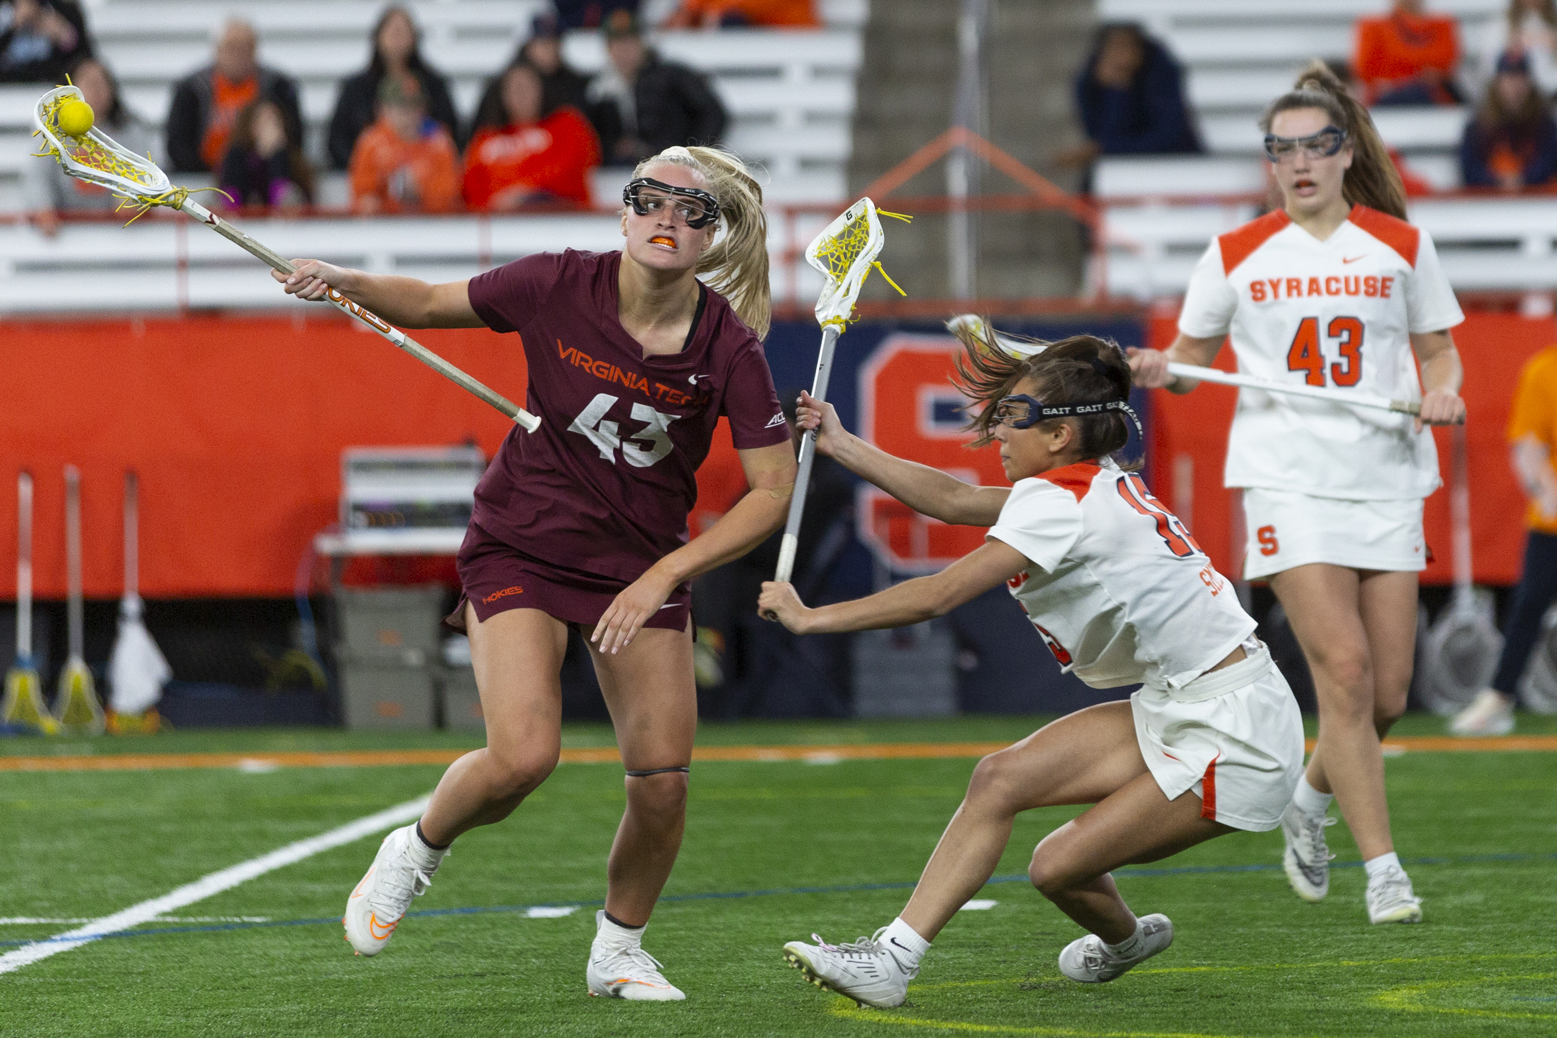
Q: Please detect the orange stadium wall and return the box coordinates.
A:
[1147,309,1550,586]
[0,310,1540,600]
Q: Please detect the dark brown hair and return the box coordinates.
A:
[1508,0,1557,29]
[950,324,1134,460]
[1260,60,1408,219]
[229,99,315,202]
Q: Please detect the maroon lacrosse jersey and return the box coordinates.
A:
[466,249,790,584]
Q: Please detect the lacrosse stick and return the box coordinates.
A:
[31,85,539,433]
[2,472,57,734]
[108,470,170,731]
[773,198,910,584]
[1421,425,1502,714]
[947,315,1456,422]
[55,465,104,735]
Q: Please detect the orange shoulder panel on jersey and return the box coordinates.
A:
[1039,461,1102,503]
[1348,204,1420,267]
[1217,209,1291,275]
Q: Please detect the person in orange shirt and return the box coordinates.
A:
[165,17,303,174]
[348,72,460,214]
[662,0,819,29]
[1449,345,1557,734]
[462,62,601,210]
[1354,0,1463,105]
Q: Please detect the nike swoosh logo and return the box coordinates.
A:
[658,603,678,610]
[688,374,709,385]
[368,913,397,939]
[890,937,913,952]
[1342,255,1366,263]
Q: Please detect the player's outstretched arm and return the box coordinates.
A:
[795,391,1009,526]
[760,539,1028,634]
[1127,333,1223,393]
[271,260,483,329]
[591,441,797,654]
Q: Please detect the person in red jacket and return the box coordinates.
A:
[1354,0,1463,105]
[463,62,601,210]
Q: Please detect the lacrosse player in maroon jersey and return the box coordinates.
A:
[276,145,795,999]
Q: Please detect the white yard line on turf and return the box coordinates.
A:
[0,794,430,975]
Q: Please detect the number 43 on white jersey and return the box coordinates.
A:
[569,392,679,467]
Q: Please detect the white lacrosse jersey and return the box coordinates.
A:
[1177,204,1464,500]
[987,461,1256,691]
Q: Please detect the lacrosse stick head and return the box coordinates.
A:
[33,85,171,199]
[945,314,1046,358]
[806,197,907,328]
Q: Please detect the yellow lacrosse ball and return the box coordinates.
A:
[56,99,95,138]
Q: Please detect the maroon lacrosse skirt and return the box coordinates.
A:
[443,521,691,634]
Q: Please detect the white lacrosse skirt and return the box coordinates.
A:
[1131,641,1305,832]
[1241,487,1427,580]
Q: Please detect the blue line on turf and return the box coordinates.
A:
[4,850,1554,949]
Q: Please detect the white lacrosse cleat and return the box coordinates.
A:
[782,928,917,1008]
[1280,801,1337,902]
[343,825,439,956]
[1366,865,1423,924]
[1058,914,1174,983]
[586,911,686,1001]
[1448,689,1516,737]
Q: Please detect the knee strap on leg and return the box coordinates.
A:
[625,766,690,777]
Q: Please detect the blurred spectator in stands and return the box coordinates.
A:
[554,0,639,31]
[328,5,459,171]
[166,17,303,174]
[1477,0,1557,96]
[24,56,147,235]
[1460,50,1557,189]
[661,0,819,29]
[1354,0,1463,106]
[1058,22,1200,172]
[0,0,90,83]
[469,12,589,139]
[586,10,727,166]
[463,62,599,210]
[349,71,460,213]
[219,98,315,210]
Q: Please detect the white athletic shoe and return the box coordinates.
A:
[343,825,439,956]
[1366,865,1423,924]
[783,928,918,1008]
[1280,801,1337,902]
[1448,689,1516,737]
[1058,914,1174,983]
[586,911,686,1001]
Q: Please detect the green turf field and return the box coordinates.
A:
[2,714,1554,1038]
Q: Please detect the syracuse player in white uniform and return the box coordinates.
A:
[1131,62,1466,926]
[761,331,1304,1008]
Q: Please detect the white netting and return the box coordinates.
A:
[805,197,909,327]
[33,85,172,204]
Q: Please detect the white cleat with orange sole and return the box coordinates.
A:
[343,825,440,956]
[586,910,686,1000]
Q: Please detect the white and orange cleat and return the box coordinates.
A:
[344,824,444,956]
[586,910,686,1000]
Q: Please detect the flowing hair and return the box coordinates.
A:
[947,323,1135,461]
[1260,60,1408,219]
[631,146,771,339]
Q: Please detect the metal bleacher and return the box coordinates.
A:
[1094,0,1557,300]
[0,0,863,313]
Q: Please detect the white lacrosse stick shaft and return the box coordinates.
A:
[15,472,31,665]
[176,198,540,432]
[774,197,899,584]
[774,324,840,583]
[1165,362,1423,417]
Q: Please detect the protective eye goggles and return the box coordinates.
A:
[1263,125,1347,162]
[622,177,721,229]
[993,394,1143,440]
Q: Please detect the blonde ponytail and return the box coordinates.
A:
[1261,60,1408,219]
[630,146,772,339]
